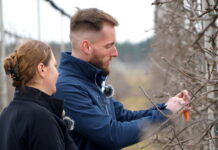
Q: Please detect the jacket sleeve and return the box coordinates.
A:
[27,111,65,150]
[112,98,169,122]
[55,84,171,149]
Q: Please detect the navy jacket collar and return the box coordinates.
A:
[14,86,64,117]
[59,52,106,87]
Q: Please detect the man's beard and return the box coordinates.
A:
[90,59,110,76]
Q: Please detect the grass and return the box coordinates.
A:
[117,68,156,150]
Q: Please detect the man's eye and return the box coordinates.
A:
[106,44,113,49]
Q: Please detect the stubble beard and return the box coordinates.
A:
[90,59,110,76]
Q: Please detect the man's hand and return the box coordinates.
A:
[165,90,191,114]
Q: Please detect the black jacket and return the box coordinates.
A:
[0,86,77,150]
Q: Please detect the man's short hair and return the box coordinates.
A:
[70,8,119,40]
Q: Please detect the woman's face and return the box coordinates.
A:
[44,52,59,95]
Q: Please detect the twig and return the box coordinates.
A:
[171,126,184,150]
[139,86,170,118]
[192,15,218,46]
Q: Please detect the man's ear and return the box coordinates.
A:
[80,40,92,55]
[37,63,46,78]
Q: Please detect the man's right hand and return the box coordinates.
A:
[165,90,191,114]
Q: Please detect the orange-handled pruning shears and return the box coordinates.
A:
[179,92,189,121]
[183,111,189,121]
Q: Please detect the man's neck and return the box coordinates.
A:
[71,49,90,62]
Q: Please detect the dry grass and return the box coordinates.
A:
[118,68,156,150]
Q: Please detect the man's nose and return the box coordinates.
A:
[111,46,118,57]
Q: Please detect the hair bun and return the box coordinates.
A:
[4,51,20,81]
[6,64,20,81]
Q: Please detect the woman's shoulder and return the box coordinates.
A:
[10,99,56,123]
[0,99,58,135]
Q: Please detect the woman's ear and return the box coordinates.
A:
[80,40,92,55]
[37,63,46,78]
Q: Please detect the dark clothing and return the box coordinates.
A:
[55,52,171,150]
[0,86,77,150]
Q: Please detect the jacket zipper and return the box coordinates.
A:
[95,74,109,115]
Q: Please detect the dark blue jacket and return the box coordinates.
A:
[55,52,171,150]
[0,86,77,150]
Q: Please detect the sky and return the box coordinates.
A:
[2,0,155,43]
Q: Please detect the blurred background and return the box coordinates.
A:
[0,0,155,108]
[1,0,218,150]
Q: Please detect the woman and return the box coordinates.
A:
[0,40,77,150]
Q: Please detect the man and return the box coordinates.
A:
[54,8,190,150]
